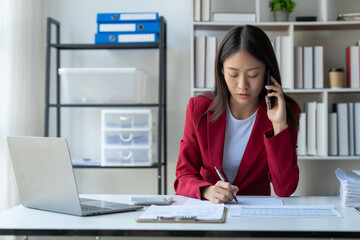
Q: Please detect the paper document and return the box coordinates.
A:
[229,205,342,218]
[335,168,360,207]
[184,196,283,206]
[137,204,225,221]
[352,170,360,177]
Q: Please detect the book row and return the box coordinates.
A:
[297,102,360,157]
[272,36,292,89]
[194,35,292,89]
[95,12,159,44]
[194,36,217,88]
[193,0,256,22]
[294,46,324,89]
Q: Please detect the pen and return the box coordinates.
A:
[214,166,238,202]
[355,207,360,215]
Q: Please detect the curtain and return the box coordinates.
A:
[0,0,46,219]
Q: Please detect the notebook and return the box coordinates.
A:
[7,136,142,216]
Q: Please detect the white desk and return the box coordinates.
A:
[0,195,359,238]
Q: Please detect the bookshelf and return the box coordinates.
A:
[45,17,167,194]
[191,0,360,160]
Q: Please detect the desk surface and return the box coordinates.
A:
[0,195,359,238]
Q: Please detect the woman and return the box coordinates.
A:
[174,25,300,204]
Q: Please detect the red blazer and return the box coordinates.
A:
[174,95,299,199]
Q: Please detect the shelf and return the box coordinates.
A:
[192,87,214,93]
[193,88,360,94]
[293,21,360,30]
[193,22,290,31]
[50,43,159,50]
[299,156,360,161]
[48,103,161,108]
[193,21,360,31]
[73,163,164,169]
[284,88,360,94]
[45,17,168,194]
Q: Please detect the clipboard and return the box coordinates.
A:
[135,205,227,223]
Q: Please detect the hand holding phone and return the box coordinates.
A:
[266,69,275,110]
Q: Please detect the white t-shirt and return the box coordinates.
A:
[222,106,257,184]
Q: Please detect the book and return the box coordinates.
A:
[194,0,201,21]
[346,46,360,88]
[329,112,338,156]
[306,101,317,155]
[273,36,281,73]
[297,112,307,155]
[212,12,256,22]
[337,13,360,21]
[335,103,349,156]
[314,46,324,88]
[97,12,159,23]
[355,103,360,155]
[346,46,351,87]
[348,102,355,156]
[316,102,327,156]
[95,32,157,44]
[295,46,304,89]
[281,36,292,89]
[97,21,159,33]
[304,47,314,89]
[195,36,206,88]
[201,0,210,21]
[205,36,217,88]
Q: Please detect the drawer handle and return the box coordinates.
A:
[119,134,133,142]
[119,116,131,121]
[119,151,132,160]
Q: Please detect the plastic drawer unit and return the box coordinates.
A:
[101,109,155,166]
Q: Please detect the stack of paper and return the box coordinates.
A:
[335,168,360,207]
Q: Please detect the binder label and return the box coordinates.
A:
[118,34,155,43]
[99,23,136,32]
[120,13,157,21]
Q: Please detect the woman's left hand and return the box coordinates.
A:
[265,76,288,135]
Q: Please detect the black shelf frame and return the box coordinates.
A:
[73,163,166,169]
[44,17,167,194]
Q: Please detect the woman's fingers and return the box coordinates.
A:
[212,181,239,203]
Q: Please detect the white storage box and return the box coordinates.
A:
[102,147,154,166]
[59,68,147,104]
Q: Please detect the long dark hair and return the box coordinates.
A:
[201,25,299,128]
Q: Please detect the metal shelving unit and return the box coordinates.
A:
[44,17,167,194]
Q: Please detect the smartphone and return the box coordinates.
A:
[266,69,275,110]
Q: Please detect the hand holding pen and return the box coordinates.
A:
[214,166,238,203]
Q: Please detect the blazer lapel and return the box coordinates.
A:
[233,102,272,186]
[207,107,227,177]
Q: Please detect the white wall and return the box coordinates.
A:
[46,0,360,197]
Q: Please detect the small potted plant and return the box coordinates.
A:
[269,0,296,22]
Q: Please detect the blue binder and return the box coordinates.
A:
[98,21,159,33]
[97,12,159,23]
[95,32,158,44]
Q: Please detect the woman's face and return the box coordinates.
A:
[222,50,265,112]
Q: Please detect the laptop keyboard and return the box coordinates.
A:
[81,204,113,213]
[79,198,142,214]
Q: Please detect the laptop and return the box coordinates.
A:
[7,136,142,216]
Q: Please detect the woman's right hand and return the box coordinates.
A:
[201,181,239,204]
